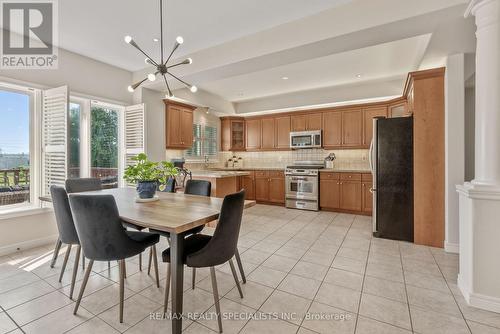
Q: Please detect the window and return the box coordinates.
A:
[90,103,119,188]
[0,87,33,209]
[186,123,218,159]
[69,103,81,178]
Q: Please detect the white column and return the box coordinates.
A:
[457,0,500,313]
[467,0,500,186]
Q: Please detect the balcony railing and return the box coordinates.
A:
[0,168,30,206]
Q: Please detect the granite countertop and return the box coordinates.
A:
[320,169,371,173]
[190,170,251,179]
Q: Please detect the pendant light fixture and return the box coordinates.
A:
[124,0,196,97]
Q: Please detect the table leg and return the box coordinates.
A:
[170,233,185,334]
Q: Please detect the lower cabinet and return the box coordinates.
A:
[320,172,371,215]
[241,172,255,200]
[255,170,285,204]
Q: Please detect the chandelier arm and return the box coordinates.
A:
[163,74,173,97]
[166,61,188,69]
[129,40,159,67]
[132,77,149,90]
[164,43,180,66]
[166,71,192,88]
[160,0,164,63]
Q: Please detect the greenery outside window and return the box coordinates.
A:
[185,123,218,160]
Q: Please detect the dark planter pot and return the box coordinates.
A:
[136,181,157,199]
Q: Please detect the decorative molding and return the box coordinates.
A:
[465,0,496,18]
[403,67,446,97]
[0,234,58,257]
[444,241,459,254]
[456,183,500,200]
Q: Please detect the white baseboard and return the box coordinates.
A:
[458,274,500,313]
[0,234,58,257]
[445,241,459,254]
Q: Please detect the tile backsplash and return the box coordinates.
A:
[166,148,370,171]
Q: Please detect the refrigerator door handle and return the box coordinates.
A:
[369,139,374,172]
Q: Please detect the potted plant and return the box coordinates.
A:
[123,153,179,199]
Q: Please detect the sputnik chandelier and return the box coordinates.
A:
[125,0,196,97]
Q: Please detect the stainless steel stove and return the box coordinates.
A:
[285,160,324,211]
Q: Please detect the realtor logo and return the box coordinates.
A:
[1,0,58,69]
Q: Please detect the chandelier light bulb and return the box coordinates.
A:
[176,36,184,45]
[147,73,156,81]
[186,58,193,64]
[190,85,198,93]
[145,58,151,64]
[127,85,134,92]
[124,35,132,44]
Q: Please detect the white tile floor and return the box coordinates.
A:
[0,204,498,333]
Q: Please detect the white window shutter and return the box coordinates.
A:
[124,103,145,166]
[41,85,69,195]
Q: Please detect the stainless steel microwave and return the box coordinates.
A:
[290,130,322,149]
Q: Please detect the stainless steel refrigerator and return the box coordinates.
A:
[369,116,413,242]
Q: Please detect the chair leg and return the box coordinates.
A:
[192,268,196,290]
[123,261,127,278]
[147,247,152,275]
[152,246,160,288]
[235,248,246,284]
[69,245,81,300]
[74,259,94,315]
[139,252,142,271]
[210,267,223,333]
[59,244,71,283]
[81,252,85,270]
[119,259,125,323]
[108,261,111,270]
[50,238,62,268]
[163,263,171,315]
[229,259,243,298]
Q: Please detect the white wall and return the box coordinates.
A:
[0,38,133,104]
[139,88,166,162]
[444,53,465,253]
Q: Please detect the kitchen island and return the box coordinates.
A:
[190,170,250,198]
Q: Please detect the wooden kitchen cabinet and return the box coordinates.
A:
[164,100,195,149]
[255,171,269,201]
[254,170,285,203]
[241,172,255,200]
[269,171,285,203]
[342,109,363,147]
[275,116,291,149]
[322,111,342,148]
[389,101,411,118]
[221,117,245,151]
[320,172,340,209]
[246,119,261,150]
[261,118,275,150]
[340,180,362,212]
[363,106,387,147]
[291,113,322,131]
[362,181,373,214]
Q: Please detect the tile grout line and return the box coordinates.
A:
[398,241,415,333]
[1,305,26,334]
[429,249,472,334]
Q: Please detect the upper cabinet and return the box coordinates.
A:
[341,109,363,147]
[291,113,322,131]
[221,117,245,151]
[362,106,388,147]
[261,118,275,150]
[164,100,195,149]
[275,116,291,149]
[322,111,342,148]
[389,100,411,118]
[245,119,261,150]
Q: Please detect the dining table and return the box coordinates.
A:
[40,187,256,334]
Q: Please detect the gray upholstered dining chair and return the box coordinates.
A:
[50,178,103,269]
[50,186,82,299]
[69,194,160,323]
[162,190,246,333]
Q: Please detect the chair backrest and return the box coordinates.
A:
[68,194,145,261]
[184,179,211,197]
[50,186,79,245]
[159,177,176,193]
[65,178,102,193]
[187,190,245,268]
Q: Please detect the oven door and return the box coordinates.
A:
[285,175,318,200]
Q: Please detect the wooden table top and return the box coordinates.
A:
[40,187,256,234]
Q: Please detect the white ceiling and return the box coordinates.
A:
[59,0,350,71]
[202,34,432,102]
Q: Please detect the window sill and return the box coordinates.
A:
[0,206,52,220]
